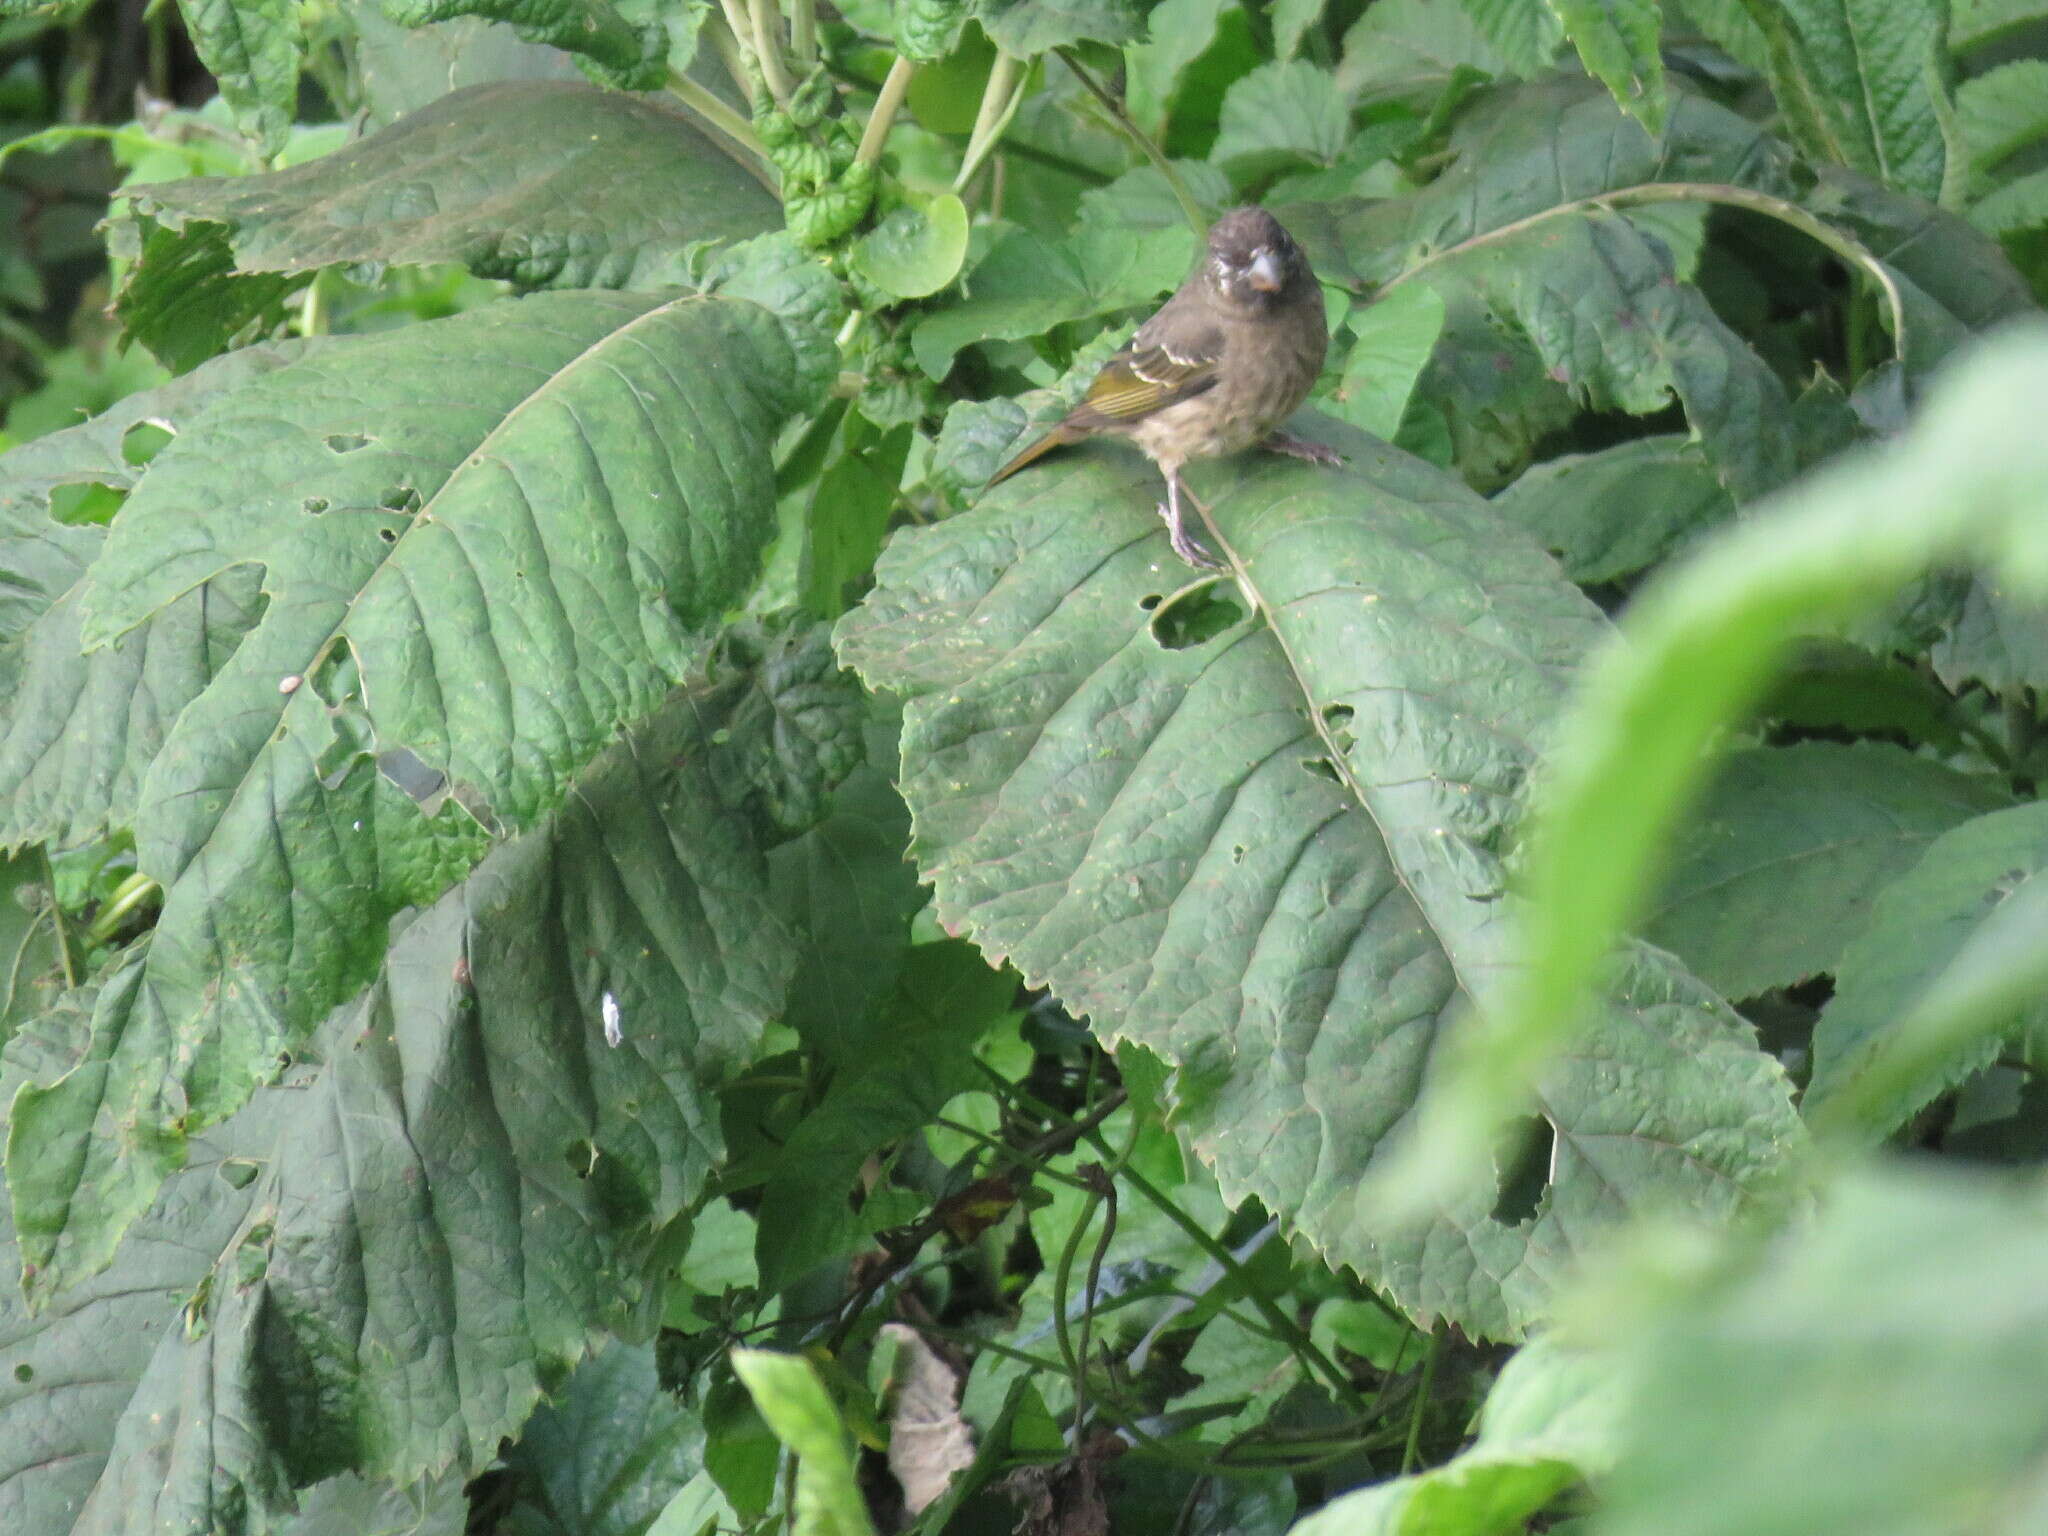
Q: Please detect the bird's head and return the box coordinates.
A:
[1202,207,1311,312]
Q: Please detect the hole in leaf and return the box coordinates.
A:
[50,480,126,526]
[378,748,449,811]
[1490,1114,1554,1226]
[1301,756,1342,785]
[13,1363,30,1383]
[325,432,370,453]
[121,421,174,466]
[302,496,330,515]
[1230,844,1246,864]
[1322,703,1354,727]
[1138,593,1163,611]
[217,1158,261,1190]
[1148,586,1243,650]
[566,1140,599,1179]
[377,527,398,543]
[378,485,421,515]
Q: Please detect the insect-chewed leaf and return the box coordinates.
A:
[6,288,815,1303]
[836,432,1802,1338]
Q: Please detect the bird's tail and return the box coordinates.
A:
[985,424,1076,488]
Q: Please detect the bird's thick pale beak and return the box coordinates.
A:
[1247,248,1284,292]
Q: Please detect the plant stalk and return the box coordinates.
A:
[855,56,917,169]
[954,49,1026,194]
[666,70,780,192]
[786,0,816,72]
[1056,48,1205,238]
[748,0,794,107]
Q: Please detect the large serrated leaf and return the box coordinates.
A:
[121,82,778,301]
[7,289,814,1303]
[975,0,1149,55]
[835,432,1802,1338]
[0,690,792,1527]
[0,343,313,850]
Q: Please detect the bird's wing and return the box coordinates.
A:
[1064,310,1225,429]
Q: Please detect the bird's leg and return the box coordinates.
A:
[1262,430,1344,466]
[1157,470,1223,570]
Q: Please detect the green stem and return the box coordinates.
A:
[855,56,917,169]
[85,873,160,947]
[1080,1124,1368,1414]
[953,49,1026,194]
[666,70,780,192]
[298,270,330,338]
[703,11,756,100]
[1399,1326,1443,1474]
[1380,180,1910,364]
[1071,1166,1121,1436]
[749,0,794,107]
[786,0,817,72]
[1056,48,1205,238]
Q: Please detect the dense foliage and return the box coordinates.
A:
[2,1,2047,1532]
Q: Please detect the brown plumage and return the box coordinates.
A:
[986,206,1337,567]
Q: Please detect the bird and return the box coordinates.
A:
[984,205,1338,568]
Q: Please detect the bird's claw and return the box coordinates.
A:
[1156,501,1224,569]
[1264,431,1344,466]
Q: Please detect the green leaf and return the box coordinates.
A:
[1764,0,1950,200]
[346,1,584,126]
[909,222,1196,378]
[1210,61,1352,182]
[1757,638,1973,750]
[0,342,313,850]
[116,82,780,364]
[1452,0,1565,75]
[1,689,792,1521]
[1642,744,2011,1001]
[769,749,923,1066]
[1933,574,2048,693]
[7,290,814,1303]
[1324,284,1446,442]
[730,1350,879,1536]
[703,615,870,841]
[377,0,667,89]
[895,0,972,60]
[1341,0,1515,92]
[1126,0,1233,130]
[1491,436,1732,586]
[1287,1336,1620,1534]
[284,1472,468,1536]
[1406,208,1796,502]
[1804,802,2048,1139]
[177,0,303,156]
[753,940,1007,1290]
[1950,0,2048,55]
[1551,0,1667,134]
[1274,0,1326,60]
[975,0,1149,55]
[1592,1167,2048,1536]
[836,431,1802,1338]
[1077,161,1234,232]
[497,1342,705,1536]
[1412,322,2048,1220]
[1957,59,2048,180]
[849,192,971,300]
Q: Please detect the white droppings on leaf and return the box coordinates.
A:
[278,675,302,694]
[601,990,623,1047]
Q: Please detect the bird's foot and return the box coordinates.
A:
[1156,500,1224,569]
[1263,430,1344,466]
